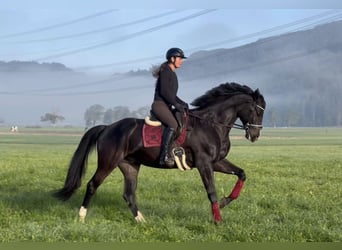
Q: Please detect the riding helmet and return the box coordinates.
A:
[166,48,187,60]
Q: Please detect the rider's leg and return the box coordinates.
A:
[159,126,176,165]
[151,101,178,166]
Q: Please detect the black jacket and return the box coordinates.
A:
[153,65,187,112]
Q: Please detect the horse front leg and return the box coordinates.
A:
[197,162,222,224]
[213,159,246,208]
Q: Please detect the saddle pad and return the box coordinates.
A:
[142,125,162,147]
[142,124,187,148]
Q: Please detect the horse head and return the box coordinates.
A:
[237,88,266,142]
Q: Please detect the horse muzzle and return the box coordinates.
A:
[245,130,259,142]
[244,123,262,142]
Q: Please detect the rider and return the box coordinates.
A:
[151,48,189,166]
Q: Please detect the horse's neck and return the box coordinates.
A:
[210,104,236,122]
[206,95,251,126]
[191,105,237,128]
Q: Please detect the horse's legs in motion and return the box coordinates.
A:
[79,149,120,222]
[213,159,246,208]
[118,161,145,222]
[197,159,222,224]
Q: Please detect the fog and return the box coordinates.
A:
[0,71,155,126]
[0,67,239,126]
[1,20,342,127]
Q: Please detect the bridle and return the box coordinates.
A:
[188,103,264,131]
[244,104,264,130]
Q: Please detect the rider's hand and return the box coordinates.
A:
[175,103,185,112]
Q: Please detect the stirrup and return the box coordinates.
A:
[165,154,174,166]
[160,153,174,167]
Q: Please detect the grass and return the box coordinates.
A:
[0,127,341,242]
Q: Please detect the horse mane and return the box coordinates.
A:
[191,82,257,109]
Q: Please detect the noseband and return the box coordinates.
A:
[245,122,263,129]
[230,104,264,131]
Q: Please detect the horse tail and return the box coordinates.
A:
[53,125,107,201]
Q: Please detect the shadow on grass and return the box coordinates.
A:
[1,186,136,221]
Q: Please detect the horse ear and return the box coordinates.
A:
[253,88,260,100]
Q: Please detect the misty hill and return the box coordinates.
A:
[0,61,73,72]
[1,20,342,127]
[181,20,342,80]
[176,20,342,127]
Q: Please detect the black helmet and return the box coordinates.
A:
[166,48,187,60]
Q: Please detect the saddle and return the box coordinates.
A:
[142,111,191,171]
[142,110,186,146]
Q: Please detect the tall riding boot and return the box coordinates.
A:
[159,127,176,166]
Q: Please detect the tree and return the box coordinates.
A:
[103,106,149,125]
[103,106,132,124]
[40,112,65,125]
[131,106,150,119]
[103,109,115,125]
[84,104,105,127]
[112,106,130,121]
[286,108,300,127]
[267,107,280,127]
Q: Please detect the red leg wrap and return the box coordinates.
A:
[211,202,222,223]
[228,179,244,200]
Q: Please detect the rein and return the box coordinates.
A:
[188,102,264,130]
[188,112,246,130]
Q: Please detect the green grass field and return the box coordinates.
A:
[0,127,341,242]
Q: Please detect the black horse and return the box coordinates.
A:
[54,82,266,224]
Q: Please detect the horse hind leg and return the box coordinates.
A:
[79,169,114,222]
[79,150,122,222]
[118,161,145,222]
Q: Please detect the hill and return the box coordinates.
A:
[0,61,73,72]
[177,20,342,127]
[1,20,341,127]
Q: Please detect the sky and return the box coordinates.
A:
[1,1,342,73]
[1,0,342,126]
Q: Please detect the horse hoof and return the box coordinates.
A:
[79,206,87,223]
[135,211,146,223]
[211,202,222,224]
[165,161,175,168]
[214,218,222,225]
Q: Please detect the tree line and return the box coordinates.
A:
[38,105,149,127]
[84,103,341,128]
[38,101,341,127]
[84,104,150,127]
[83,103,341,128]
